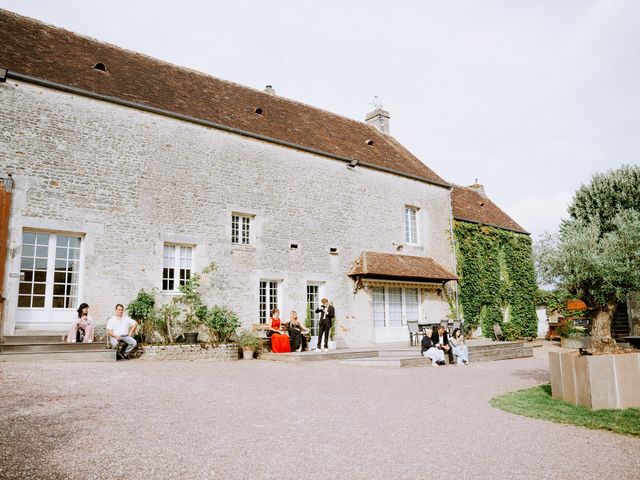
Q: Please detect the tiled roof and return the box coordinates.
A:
[451,185,528,234]
[349,252,458,282]
[0,10,448,187]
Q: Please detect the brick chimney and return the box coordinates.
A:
[468,183,486,197]
[365,107,390,134]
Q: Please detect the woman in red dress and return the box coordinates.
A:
[268,308,291,353]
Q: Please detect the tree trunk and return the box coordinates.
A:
[589,302,618,354]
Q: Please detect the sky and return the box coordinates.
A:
[2,0,638,239]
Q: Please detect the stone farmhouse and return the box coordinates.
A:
[0,10,531,347]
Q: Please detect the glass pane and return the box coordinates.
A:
[54,271,66,283]
[32,296,45,308]
[56,236,69,247]
[22,245,34,257]
[21,257,34,270]
[373,287,386,328]
[36,246,49,258]
[22,271,33,282]
[67,261,79,272]
[56,247,67,259]
[22,232,36,245]
[19,283,32,295]
[68,237,81,248]
[35,258,48,270]
[405,288,419,323]
[53,284,65,295]
[18,295,31,307]
[52,296,65,308]
[33,283,46,295]
[388,287,403,327]
[68,249,80,260]
[34,271,47,282]
[55,259,67,270]
[35,233,50,246]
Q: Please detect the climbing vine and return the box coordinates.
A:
[454,221,538,340]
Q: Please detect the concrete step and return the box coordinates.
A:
[0,350,115,362]
[259,350,378,362]
[3,335,67,344]
[0,343,108,353]
[341,356,431,367]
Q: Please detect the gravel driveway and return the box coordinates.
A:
[1,344,638,480]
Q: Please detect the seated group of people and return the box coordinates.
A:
[267,309,309,353]
[268,298,335,354]
[420,325,469,367]
[66,303,138,360]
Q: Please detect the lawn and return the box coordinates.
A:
[491,384,640,437]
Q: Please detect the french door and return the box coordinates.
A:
[373,286,421,343]
[17,231,82,325]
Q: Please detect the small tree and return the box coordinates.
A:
[536,165,640,353]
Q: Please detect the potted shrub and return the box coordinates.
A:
[557,319,591,350]
[204,305,240,344]
[127,288,157,344]
[237,329,262,360]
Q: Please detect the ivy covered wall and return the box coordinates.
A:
[454,221,538,339]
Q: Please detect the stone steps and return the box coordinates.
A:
[259,350,378,362]
[0,335,114,362]
[0,350,115,362]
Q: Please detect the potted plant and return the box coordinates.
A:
[237,329,262,360]
[557,319,591,350]
[127,288,157,344]
[204,305,240,344]
[175,263,217,344]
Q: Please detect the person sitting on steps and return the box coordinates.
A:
[106,304,138,360]
[421,328,446,366]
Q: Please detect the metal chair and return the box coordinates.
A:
[407,321,422,346]
[493,323,505,341]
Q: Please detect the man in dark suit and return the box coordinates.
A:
[315,298,335,352]
[432,325,454,364]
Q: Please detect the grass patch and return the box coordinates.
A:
[491,384,640,437]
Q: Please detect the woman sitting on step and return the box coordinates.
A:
[288,310,309,352]
[65,302,95,343]
[267,308,291,353]
[450,328,469,365]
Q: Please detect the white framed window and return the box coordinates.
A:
[259,280,280,324]
[306,284,321,336]
[232,214,252,245]
[162,244,193,292]
[404,206,419,244]
[18,231,81,310]
[372,286,421,328]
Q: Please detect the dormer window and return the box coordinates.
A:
[92,63,107,72]
[255,108,263,115]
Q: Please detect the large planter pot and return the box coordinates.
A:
[560,336,591,350]
[549,351,640,410]
[242,348,255,360]
[184,332,198,344]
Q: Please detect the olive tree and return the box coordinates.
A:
[536,165,640,353]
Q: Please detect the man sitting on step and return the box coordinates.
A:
[106,304,138,360]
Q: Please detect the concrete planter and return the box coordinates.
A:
[560,336,591,350]
[242,348,255,360]
[549,351,640,410]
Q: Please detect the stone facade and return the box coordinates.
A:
[140,344,238,361]
[0,81,455,346]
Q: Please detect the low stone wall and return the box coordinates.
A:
[140,343,239,361]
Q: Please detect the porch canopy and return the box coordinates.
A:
[348,251,458,284]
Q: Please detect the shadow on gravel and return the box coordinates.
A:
[511,368,549,383]
[0,412,71,480]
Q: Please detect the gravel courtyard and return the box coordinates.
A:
[1,344,638,480]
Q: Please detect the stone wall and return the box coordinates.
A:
[140,343,238,361]
[0,80,455,346]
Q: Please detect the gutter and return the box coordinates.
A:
[5,71,451,190]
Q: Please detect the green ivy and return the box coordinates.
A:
[454,221,538,339]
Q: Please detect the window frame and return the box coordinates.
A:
[372,286,422,328]
[259,280,281,324]
[404,205,419,245]
[162,243,194,293]
[231,213,253,246]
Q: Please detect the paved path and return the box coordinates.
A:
[1,343,638,479]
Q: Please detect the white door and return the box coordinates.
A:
[17,231,82,326]
[373,286,420,343]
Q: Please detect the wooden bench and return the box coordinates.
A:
[251,323,311,352]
